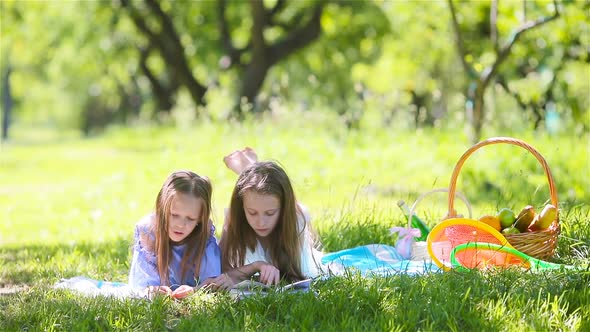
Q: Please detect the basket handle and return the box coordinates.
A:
[408,188,473,229]
[447,137,559,218]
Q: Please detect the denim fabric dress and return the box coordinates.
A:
[128,214,221,290]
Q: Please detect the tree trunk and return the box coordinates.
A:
[221,0,323,117]
[239,60,270,113]
[139,46,176,112]
[471,85,485,143]
[143,0,207,107]
[122,0,208,113]
[236,0,271,113]
[2,65,13,141]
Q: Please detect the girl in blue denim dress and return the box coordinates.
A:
[128,170,221,299]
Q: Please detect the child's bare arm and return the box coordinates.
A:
[200,262,264,291]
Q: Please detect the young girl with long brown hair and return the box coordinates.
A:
[128,170,221,298]
[210,148,322,289]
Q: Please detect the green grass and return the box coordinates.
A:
[1,115,589,331]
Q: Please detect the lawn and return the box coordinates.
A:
[1,116,589,331]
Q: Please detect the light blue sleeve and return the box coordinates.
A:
[128,223,161,289]
[198,223,222,283]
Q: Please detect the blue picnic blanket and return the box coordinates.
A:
[321,244,440,276]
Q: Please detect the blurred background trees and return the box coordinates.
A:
[1,0,588,141]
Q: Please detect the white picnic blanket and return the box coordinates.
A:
[54,276,147,299]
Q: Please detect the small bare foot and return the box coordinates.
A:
[224,147,258,174]
[242,147,258,164]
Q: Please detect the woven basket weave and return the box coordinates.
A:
[446,137,560,260]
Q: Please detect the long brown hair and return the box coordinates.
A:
[148,170,212,285]
[221,161,305,281]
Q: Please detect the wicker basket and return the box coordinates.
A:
[446,137,560,260]
[407,188,472,261]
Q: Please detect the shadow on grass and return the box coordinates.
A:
[0,238,132,286]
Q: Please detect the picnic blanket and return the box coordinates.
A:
[321,244,440,276]
[53,276,147,299]
[53,276,311,300]
[55,244,438,298]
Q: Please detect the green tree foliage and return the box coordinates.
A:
[121,0,210,113]
[1,1,145,135]
[447,0,561,142]
[351,1,462,129]
[497,1,589,134]
[261,1,391,128]
[217,0,326,117]
[0,0,587,138]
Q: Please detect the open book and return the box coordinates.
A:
[229,278,312,298]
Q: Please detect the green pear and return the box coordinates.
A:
[497,208,516,229]
[501,226,520,234]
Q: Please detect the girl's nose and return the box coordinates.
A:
[255,216,265,226]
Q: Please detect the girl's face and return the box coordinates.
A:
[242,190,281,238]
[168,193,202,243]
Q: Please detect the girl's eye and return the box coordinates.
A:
[171,214,179,218]
[247,211,257,216]
[265,211,277,216]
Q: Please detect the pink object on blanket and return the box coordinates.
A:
[390,227,421,259]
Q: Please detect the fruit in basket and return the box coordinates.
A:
[497,208,516,229]
[514,205,536,232]
[478,215,501,231]
[528,204,557,231]
[501,226,520,235]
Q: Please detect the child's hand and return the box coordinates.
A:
[147,285,172,297]
[256,262,280,286]
[171,285,195,299]
[201,273,234,291]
